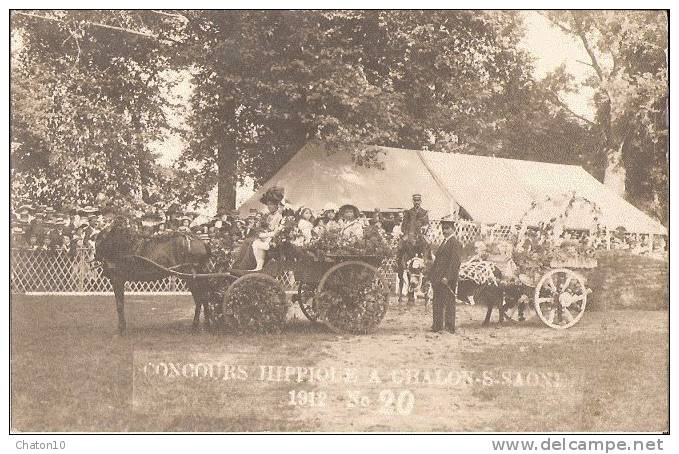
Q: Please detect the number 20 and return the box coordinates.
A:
[379,389,414,415]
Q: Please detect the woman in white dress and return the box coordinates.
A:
[296,207,314,243]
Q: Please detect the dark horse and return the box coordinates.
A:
[95,217,211,335]
[456,263,532,326]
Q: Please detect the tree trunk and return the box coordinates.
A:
[603,140,626,197]
[216,144,237,213]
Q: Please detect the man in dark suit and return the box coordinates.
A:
[401,194,429,236]
[428,216,462,333]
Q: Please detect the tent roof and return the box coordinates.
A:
[238,142,666,235]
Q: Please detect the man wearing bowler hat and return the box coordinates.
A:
[428,215,462,333]
[401,194,429,236]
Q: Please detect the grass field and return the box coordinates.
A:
[10,294,668,432]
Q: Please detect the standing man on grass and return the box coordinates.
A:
[428,215,462,333]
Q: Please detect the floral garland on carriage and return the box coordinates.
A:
[462,192,601,288]
[270,213,395,263]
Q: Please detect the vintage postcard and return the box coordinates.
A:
[8,7,669,447]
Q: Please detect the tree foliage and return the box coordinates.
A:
[541,11,668,221]
[176,11,551,210]
[10,10,667,224]
[11,10,180,211]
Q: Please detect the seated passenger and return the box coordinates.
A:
[312,217,327,237]
[296,207,314,244]
[321,203,341,232]
[338,204,364,240]
[250,188,284,270]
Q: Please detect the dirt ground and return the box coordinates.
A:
[10,294,668,432]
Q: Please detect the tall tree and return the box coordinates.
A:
[541,11,668,206]
[175,11,539,211]
[11,10,180,210]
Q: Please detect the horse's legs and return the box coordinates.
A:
[200,286,213,331]
[192,298,202,331]
[189,279,214,332]
[188,283,203,331]
[112,276,127,335]
[406,278,416,306]
[481,287,493,326]
[396,269,404,303]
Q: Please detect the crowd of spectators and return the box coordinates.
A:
[10,202,406,256]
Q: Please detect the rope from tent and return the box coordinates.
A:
[414,150,462,219]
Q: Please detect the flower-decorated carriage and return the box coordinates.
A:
[277,221,393,334]
[458,236,597,329]
[121,245,391,334]
[119,213,394,334]
[458,193,601,329]
[288,253,390,334]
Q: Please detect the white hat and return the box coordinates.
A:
[322,202,338,213]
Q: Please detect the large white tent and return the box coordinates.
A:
[238,142,666,235]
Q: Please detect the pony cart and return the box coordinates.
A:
[459,252,596,330]
[122,250,389,334]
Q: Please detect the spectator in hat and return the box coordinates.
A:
[177,216,192,233]
[401,194,429,236]
[48,226,64,251]
[26,234,40,250]
[140,212,163,235]
[165,203,182,230]
[153,222,167,236]
[83,215,100,242]
[17,205,33,223]
[11,226,25,247]
[80,205,99,217]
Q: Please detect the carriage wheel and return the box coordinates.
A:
[501,286,538,323]
[296,281,320,322]
[534,268,588,329]
[315,261,389,334]
[222,273,288,333]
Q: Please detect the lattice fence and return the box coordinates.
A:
[10,249,191,294]
[11,249,307,294]
[11,225,664,295]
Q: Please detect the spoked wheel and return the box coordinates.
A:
[534,268,588,329]
[315,261,389,334]
[296,281,320,322]
[501,285,538,323]
[222,273,288,333]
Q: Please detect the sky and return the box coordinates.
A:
[519,11,594,120]
[153,11,596,214]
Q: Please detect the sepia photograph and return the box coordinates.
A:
[7,6,670,443]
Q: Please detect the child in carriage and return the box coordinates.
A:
[295,207,314,244]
